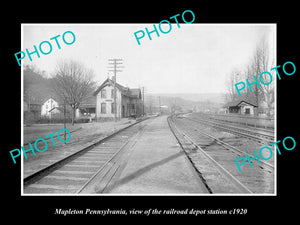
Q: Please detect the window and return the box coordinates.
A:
[111,102,115,114]
[111,89,115,99]
[101,103,106,114]
[101,89,106,98]
[245,108,250,114]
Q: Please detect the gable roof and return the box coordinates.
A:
[128,88,141,98]
[41,97,59,105]
[223,97,258,108]
[93,78,141,99]
[80,95,96,108]
[94,78,124,95]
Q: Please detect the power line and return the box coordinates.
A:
[107,59,123,122]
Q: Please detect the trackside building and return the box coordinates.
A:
[94,78,143,120]
[223,98,258,115]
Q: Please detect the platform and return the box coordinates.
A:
[106,115,209,194]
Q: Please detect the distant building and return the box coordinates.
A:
[223,98,257,115]
[94,78,143,119]
[159,105,169,114]
[23,99,41,121]
[41,98,60,117]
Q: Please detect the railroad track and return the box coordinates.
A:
[168,115,275,194]
[23,118,150,194]
[182,115,274,144]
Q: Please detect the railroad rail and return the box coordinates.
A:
[23,117,150,194]
[197,112,274,129]
[168,115,275,194]
[182,114,274,144]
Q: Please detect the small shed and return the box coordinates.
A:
[223,98,257,115]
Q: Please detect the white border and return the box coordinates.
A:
[21,24,24,193]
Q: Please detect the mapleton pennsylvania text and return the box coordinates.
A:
[54,208,245,216]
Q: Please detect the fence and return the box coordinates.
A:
[24,111,73,125]
[197,113,275,129]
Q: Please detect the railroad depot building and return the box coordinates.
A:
[223,98,258,115]
[94,78,143,119]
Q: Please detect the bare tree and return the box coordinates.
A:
[250,37,275,116]
[51,60,94,125]
[225,68,243,102]
[225,35,275,117]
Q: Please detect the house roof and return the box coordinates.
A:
[93,78,141,99]
[128,88,141,98]
[41,97,59,105]
[80,95,96,108]
[223,97,258,108]
[48,106,59,112]
[94,78,124,96]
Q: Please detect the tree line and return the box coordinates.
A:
[225,37,275,117]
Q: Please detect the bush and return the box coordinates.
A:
[74,118,90,123]
[34,115,90,124]
[36,117,73,124]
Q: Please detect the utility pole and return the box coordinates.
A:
[108,59,123,122]
[64,99,66,145]
[49,96,52,124]
[159,96,161,115]
[142,87,145,117]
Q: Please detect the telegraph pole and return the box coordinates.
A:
[142,87,145,116]
[108,59,123,122]
[159,96,161,114]
[63,99,66,144]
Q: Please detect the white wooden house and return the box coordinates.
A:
[41,98,60,118]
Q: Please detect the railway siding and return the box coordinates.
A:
[24,115,211,194]
[23,117,150,182]
[185,113,274,144]
[168,115,275,194]
[192,112,274,129]
[23,117,151,194]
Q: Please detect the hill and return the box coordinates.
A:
[24,65,55,104]
[144,93,226,113]
[151,93,226,104]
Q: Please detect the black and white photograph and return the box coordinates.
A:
[21,24,276,195]
[3,5,298,220]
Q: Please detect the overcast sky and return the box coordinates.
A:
[22,24,276,94]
